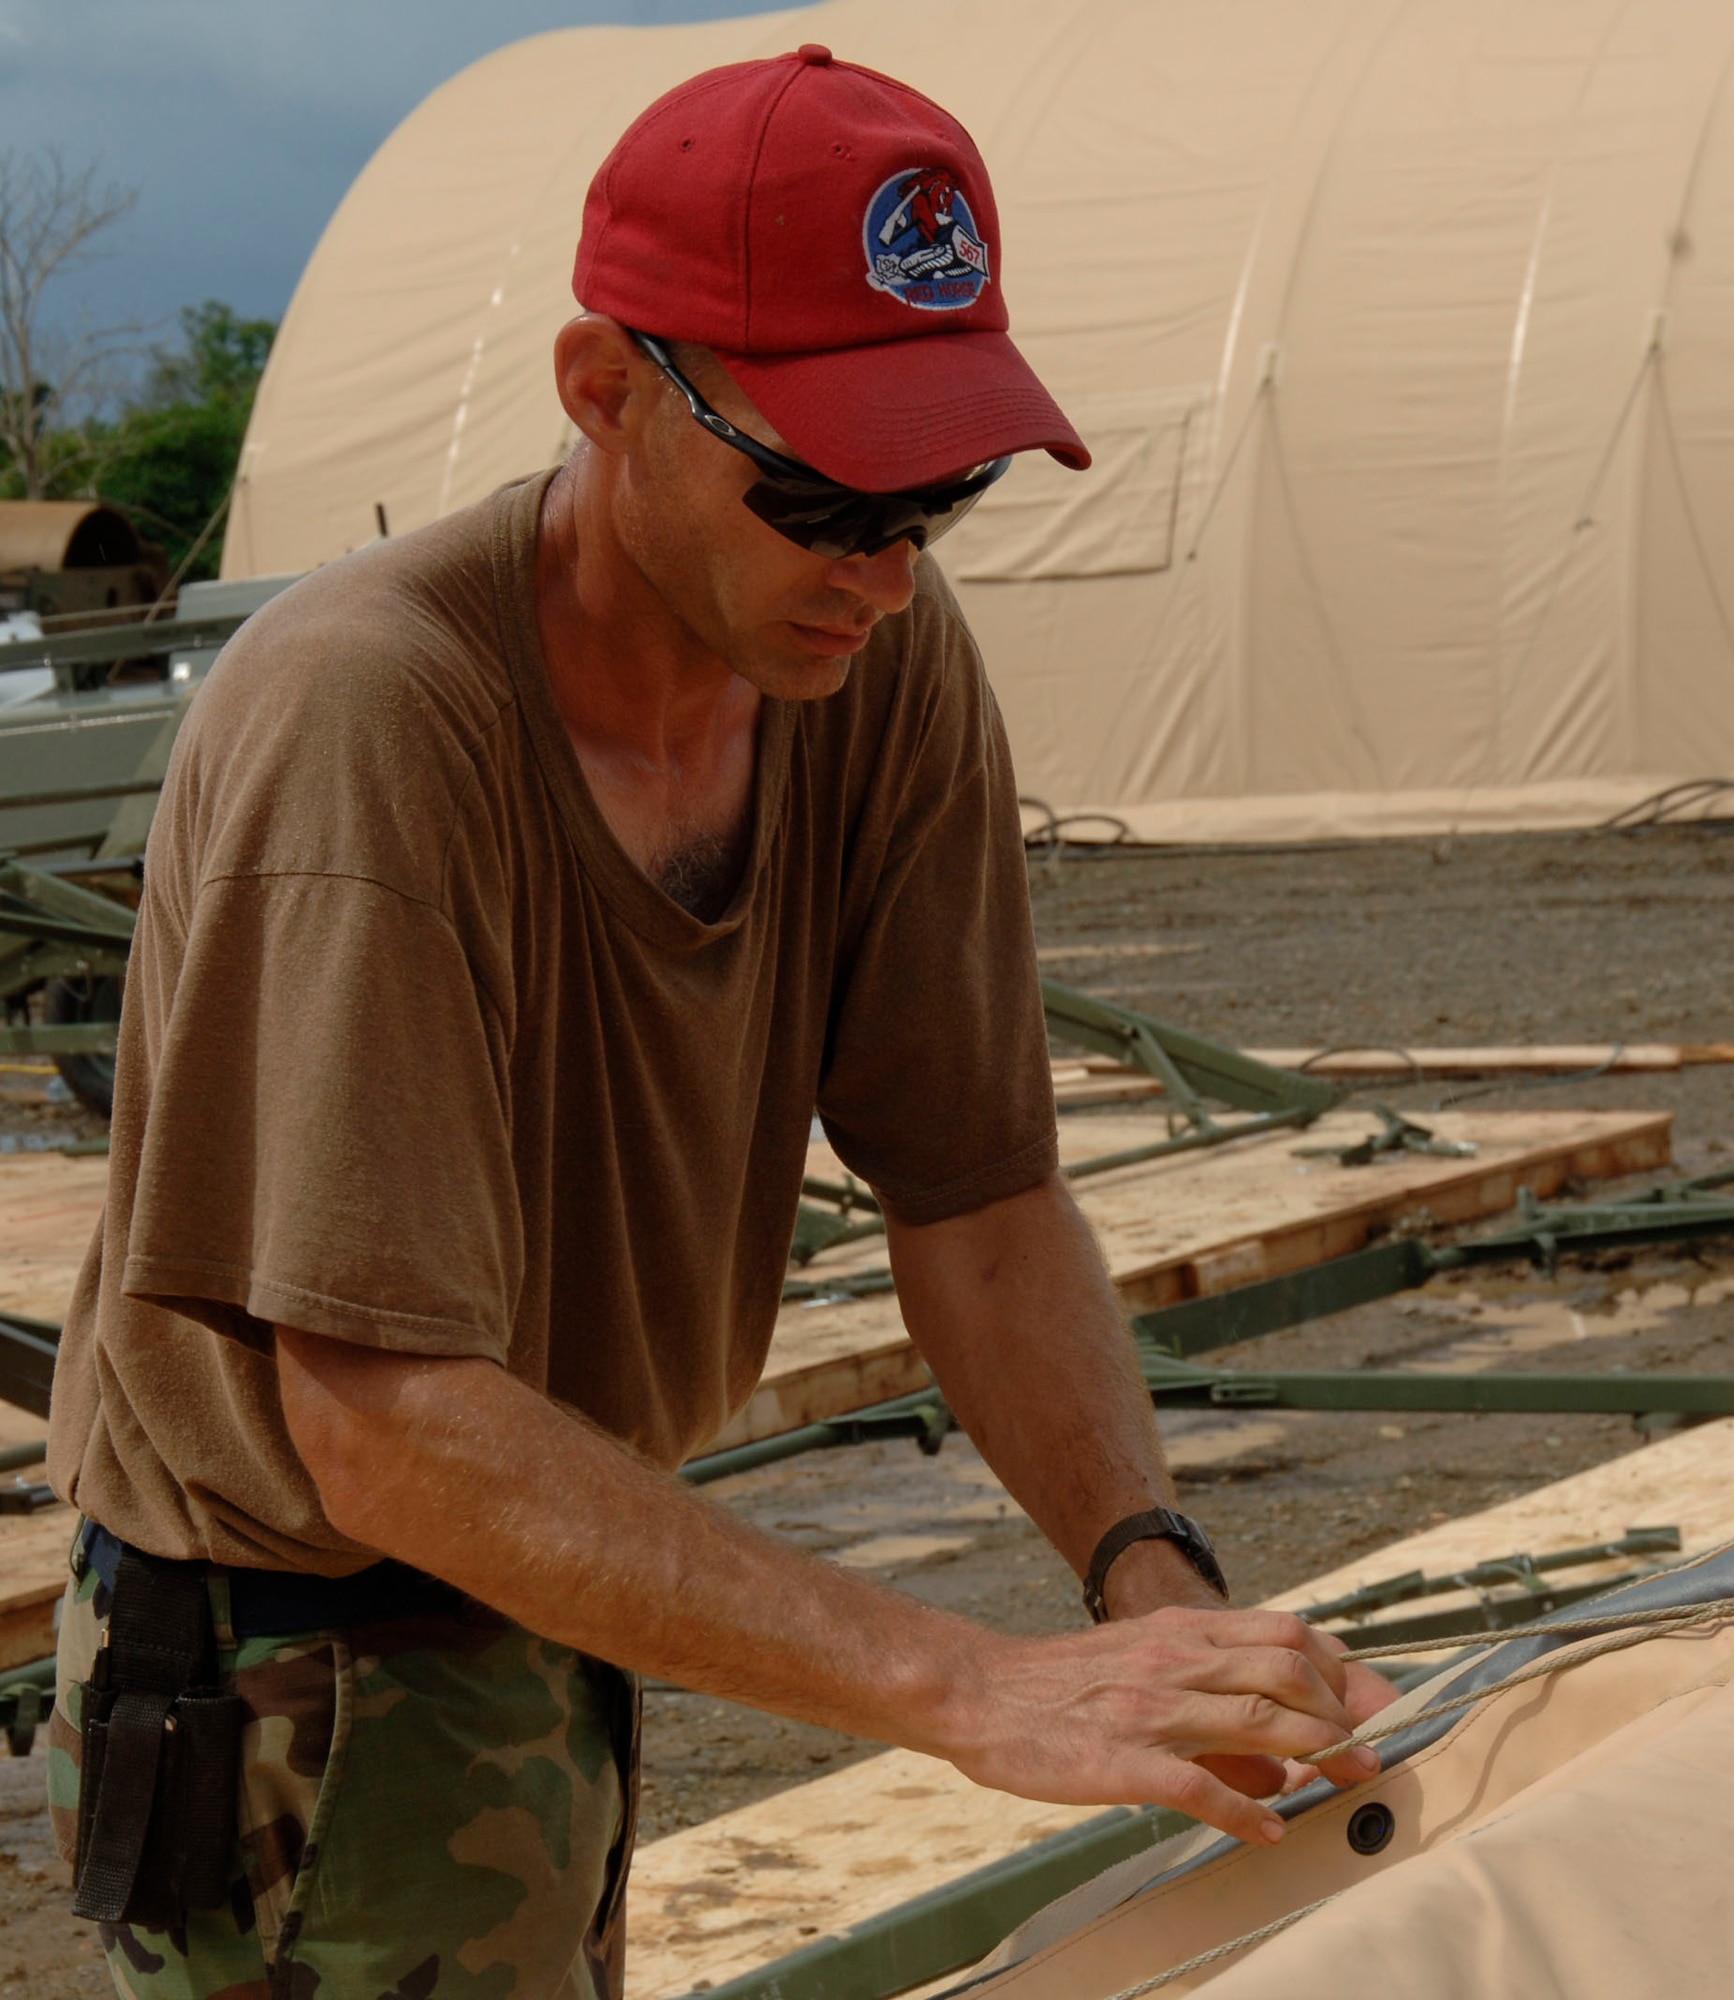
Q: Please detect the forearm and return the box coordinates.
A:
[887,1173,1213,1614]
[276,1327,989,1753]
[278,1322,1383,1829]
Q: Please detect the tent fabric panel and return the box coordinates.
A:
[1201,1678,1734,1996]
[223,0,1734,841]
[953,1591,1734,1996]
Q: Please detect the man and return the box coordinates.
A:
[45,46,1391,2000]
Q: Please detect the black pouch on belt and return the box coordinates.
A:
[71,1546,245,1928]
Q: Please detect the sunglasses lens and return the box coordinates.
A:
[743,461,1007,560]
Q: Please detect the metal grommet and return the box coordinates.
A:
[1346,1801,1396,1855]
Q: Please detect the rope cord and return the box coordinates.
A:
[1321,1594,1734,1763]
[1092,1593,1734,2000]
[1429,1044,1626,1111]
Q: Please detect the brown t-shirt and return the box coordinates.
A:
[47,471,1058,1572]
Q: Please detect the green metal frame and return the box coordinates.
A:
[0,853,136,1064]
[686,1176,1734,1486]
[1301,1527,1681,1624]
[0,1311,60,1417]
[1298,1527,1681,1650]
[1038,980,1340,1128]
[1131,1178,1734,1361]
[1134,1345,1734,1417]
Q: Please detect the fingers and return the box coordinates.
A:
[1308,1743,1382,1789]
[1190,1643,1357,1733]
[1200,1609,1354,1703]
[1141,1755,1290,1848]
[1172,1688,1381,1783]
[1194,1750,1287,1799]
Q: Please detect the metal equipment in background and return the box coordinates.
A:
[696,1171,1734,1487]
[0,500,166,634]
[0,565,295,1114]
[1297,1526,1683,1651]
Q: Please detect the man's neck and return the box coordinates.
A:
[533,457,760,895]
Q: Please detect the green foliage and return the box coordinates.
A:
[142,300,276,413]
[94,302,277,583]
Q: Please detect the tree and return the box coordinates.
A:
[96,302,276,583]
[0,149,137,499]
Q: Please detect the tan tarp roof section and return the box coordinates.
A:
[226,0,1734,842]
[951,1558,1734,1997]
[0,501,140,575]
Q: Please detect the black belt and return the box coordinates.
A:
[80,1522,467,1639]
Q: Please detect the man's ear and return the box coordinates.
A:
[553,316,646,457]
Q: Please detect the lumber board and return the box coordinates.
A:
[1051,1045,1734,1105]
[628,1417,1734,1998]
[0,1113,1672,1451]
[0,1499,74,1671]
[1242,1044,1712,1078]
[0,1366,66,1672]
[626,1748,1101,1997]
[707,1108,1672,1452]
[0,1159,107,1668]
[1048,1048,1734,1112]
[0,1153,106,1322]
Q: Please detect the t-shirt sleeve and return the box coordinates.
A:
[119,869,522,1361]
[815,590,1058,1225]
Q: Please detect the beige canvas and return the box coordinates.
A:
[224,0,1734,841]
[949,1576,1734,1996]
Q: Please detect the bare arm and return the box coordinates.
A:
[886,1171,1203,1618]
[886,1172,1397,1734]
[278,1322,1377,1844]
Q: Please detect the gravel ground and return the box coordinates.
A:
[2,823,1732,1988]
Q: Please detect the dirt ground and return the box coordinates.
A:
[2,823,1733,1989]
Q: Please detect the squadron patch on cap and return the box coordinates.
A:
[863,168,991,311]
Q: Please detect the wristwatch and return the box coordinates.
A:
[1083,1506,1228,1622]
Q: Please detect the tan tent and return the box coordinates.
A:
[226,0,1734,842]
[944,1547,1734,1997]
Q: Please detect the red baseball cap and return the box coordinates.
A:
[573,44,1089,492]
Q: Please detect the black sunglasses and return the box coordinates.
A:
[628,329,1010,561]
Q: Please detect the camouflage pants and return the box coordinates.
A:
[47,1553,639,2000]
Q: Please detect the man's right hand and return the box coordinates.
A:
[934,1605,1381,1847]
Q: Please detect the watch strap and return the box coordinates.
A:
[1082,1507,1227,1622]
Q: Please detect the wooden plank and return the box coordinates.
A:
[627,1746,1101,1997]
[1072,1107,1672,1316]
[1245,1044,1699,1078]
[0,1501,75,1670]
[629,1417,1734,1998]
[707,1108,1672,1452]
[1055,1045,1734,1099]
[0,1157,109,1666]
[0,1153,106,1323]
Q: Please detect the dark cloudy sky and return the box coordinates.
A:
[0,0,788,359]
